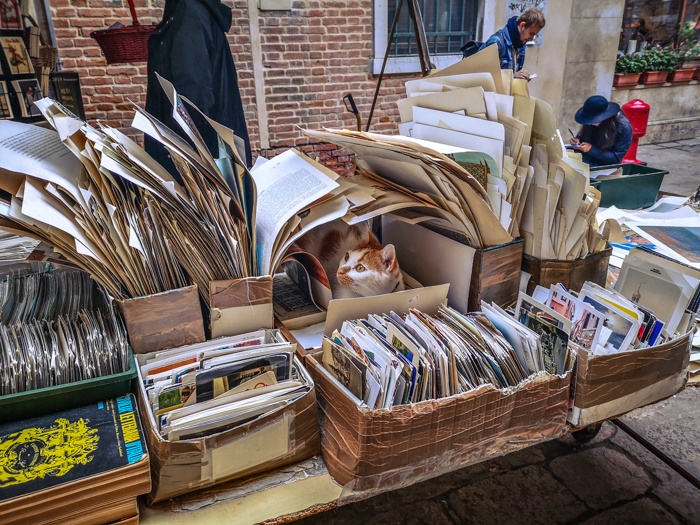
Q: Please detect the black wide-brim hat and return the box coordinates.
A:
[575,95,620,125]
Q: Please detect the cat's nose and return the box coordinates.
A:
[337,267,348,276]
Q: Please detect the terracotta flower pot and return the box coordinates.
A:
[695,68,700,81]
[639,70,669,84]
[668,68,696,83]
[613,72,642,87]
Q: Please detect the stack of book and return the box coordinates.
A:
[0,394,150,525]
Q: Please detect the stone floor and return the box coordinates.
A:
[637,138,700,197]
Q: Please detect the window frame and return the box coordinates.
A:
[371,0,477,75]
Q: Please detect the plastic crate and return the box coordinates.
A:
[590,164,668,209]
[0,350,136,422]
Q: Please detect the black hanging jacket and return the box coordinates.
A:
[145,0,252,176]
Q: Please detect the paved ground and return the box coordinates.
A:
[637,138,700,197]
[294,139,700,525]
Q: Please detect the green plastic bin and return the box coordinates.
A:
[589,163,668,209]
[0,350,136,422]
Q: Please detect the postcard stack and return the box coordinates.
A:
[134,328,319,502]
[0,394,150,525]
[391,44,609,267]
[306,286,572,491]
[516,263,694,427]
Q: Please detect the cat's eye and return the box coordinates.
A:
[344,253,349,261]
[355,264,365,272]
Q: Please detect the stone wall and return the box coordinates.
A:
[610,81,700,144]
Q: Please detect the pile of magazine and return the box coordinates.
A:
[318,305,554,410]
[138,329,313,441]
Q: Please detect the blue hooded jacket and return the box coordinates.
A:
[478,16,526,72]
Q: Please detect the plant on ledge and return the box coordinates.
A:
[639,46,678,84]
[613,54,646,87]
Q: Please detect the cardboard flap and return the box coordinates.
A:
[324,284,449,337]
[118,285,205,354]
[209,276,274,338]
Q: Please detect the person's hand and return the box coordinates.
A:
[579,142,592,153]
[514,70,530,80]
[569,137,581,146]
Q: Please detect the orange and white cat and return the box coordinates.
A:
[295,219,404,299]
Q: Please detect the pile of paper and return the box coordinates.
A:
[0,91,254,306]
[0,395,149,525]
[394,45,607,260]
[315,304,559,409]
[301,127,512,248]
[138,329,312,441]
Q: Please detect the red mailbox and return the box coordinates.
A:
[621,99,650,165]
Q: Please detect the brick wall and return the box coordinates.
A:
[50,0,419,175]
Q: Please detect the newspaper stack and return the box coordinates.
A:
[393,44,608,260]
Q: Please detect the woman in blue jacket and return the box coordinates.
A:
[570,96,633,167]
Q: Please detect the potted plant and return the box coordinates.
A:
[673,21,700,80]
[613,54,645,87]
[639,46,676,84]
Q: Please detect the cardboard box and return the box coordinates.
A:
[136,342,320,503]
[381,215,523,312]
[307,353,571,490]
[209,276,274,338]
[569,329,691,427]
[118,285,205,354]
[303,285,571,491]
[521,247,612,295]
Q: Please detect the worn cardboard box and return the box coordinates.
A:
[118,285,206,354]
[381,215,523,312]
[136,347,320,503]
[304,286,572,492]
[569,329,691,428]
[521,247,612,295]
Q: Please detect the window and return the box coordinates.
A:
[372,0,482,74]
[619,0,700,54]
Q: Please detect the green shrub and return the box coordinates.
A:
[641,46,678,72]
[615,54,646,74]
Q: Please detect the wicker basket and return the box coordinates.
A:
[90,0,155,65]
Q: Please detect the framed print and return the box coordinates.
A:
[0,0,23,30]
[0,81,12,119]
[0,36,33,75]
[50,71,86,120]
[11,78,42,117]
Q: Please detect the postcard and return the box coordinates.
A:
[547,286,603,353]
[0,36,33,75]
[577,291,640,354]
[0,0,22,30]
[0,81,12,120]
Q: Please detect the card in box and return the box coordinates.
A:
[569,329,691,428]
[135,335,320,503]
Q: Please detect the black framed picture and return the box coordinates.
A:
[11,78,42,117]
[0,80,12,118]
[50,71,86,120]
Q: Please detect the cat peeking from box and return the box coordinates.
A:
[294,219,404,299]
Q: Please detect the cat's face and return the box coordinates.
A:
[336,244,403,297]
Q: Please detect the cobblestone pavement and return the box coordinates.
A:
[294,142,700,525]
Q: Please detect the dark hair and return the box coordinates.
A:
[579,114,621,151]
[517,8,546,29]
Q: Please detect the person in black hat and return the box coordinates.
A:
[570,95,632,167]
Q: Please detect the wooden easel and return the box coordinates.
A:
[365,0,432,131]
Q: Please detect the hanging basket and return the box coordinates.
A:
[90,0,155,65]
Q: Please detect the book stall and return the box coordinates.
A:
[0,44,697,524]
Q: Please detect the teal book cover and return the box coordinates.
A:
[0,394,146,501]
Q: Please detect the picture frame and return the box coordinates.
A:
[50,71,86,120]
[0,80,12,119]
[0,36,33,75]
[11,78,42,117]
[0,0,23,30]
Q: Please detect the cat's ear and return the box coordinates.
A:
[381,244,398,270]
